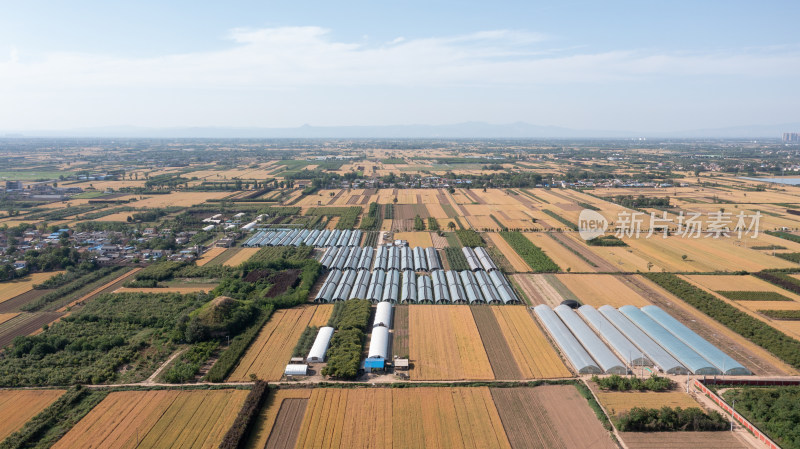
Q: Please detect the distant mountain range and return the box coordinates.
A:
[3,121,799,139]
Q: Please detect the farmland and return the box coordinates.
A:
[195,247,228,266]
[491,386,616,449]
[270,387,512,449]
[620,432,751,449]
[408,305,494,380]
[0,271,65,304]
[52,389,247,448]
[491,306,572,378]
[228,305,333,381]
[0,389,65,441]
[594,390,701,416]
[556,274,652,307]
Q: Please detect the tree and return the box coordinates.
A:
[393,197,398,204]
[681,254,688,261]
[447,221,456,231]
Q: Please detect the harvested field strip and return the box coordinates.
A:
[486,233,532,272]
[223,247,261,267]
[409,305,494,380]
[196,247,228,266]
[509,274,567,307]
[0,389,65,441]
[0,312,63,348]
[53,389,247,449]
[57,267,140,312]
[113,285,217,294]
[229,305,333,381]
[430,232,448,249]
[0,288,51,313]
[246,389,312,449]
[492,306,571,378]
[265,399,308,449]
[0,271,65,304]
[471,306,522,380]
[393,305,409,358]
[595,390,700,416]
[290,387,510,449]
[0,313,19,325]
[620,432,749,449]
[556,274,651,307]
[491,386,615,449]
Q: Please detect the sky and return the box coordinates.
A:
[1,1,799,134]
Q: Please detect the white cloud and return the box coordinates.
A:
[1,26,797,93]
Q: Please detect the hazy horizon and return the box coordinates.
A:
[2,1,799,133]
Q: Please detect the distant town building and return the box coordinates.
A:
[784,133,800,143]
[5,180,22,191]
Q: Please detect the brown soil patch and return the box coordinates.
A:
[0,312,63,348]
[393,305,409,358]
[620,432,750,449]
[265,398,309,449]
[0,288,52,313]
[491,386,615,449]
[471,306,522,380]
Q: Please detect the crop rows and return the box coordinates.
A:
[499,231,560,272]
[542,209,578,230]
[716,290,793,301]
[455,229,485,247]
[444,247,470,271]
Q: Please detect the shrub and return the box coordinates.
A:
[219,380,270,449]
[615,407,728,431]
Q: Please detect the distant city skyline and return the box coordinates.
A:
[1,1,799,134]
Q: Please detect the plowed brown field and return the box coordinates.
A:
[491,385,615,449]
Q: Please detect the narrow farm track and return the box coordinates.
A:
[548,233,617,271]
[620,274,793,376]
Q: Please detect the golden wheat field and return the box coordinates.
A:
[229,305,333,381]
[195,247,228,266]
[555,274,651,307]
[491,306,572,378]
[287,387,511,449]
[595,390,701,416]
[393,232,433,248]
[408,305,494,380]
[223,247,261,267]
[0,271,65,304]
[0,390,66,441]
[52,389,247,449]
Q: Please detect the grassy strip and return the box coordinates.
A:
[759,310,800,320]
[499,231,560,272]
[753,271,800,296]
[0,386,108,449]
[444,232,462,248]
[205,305,275,382]
[765,230,800,244]
[644,272,800,369]
[574,381,612,431]
[542,209,578,230]
[591,374,672,392]
[586,235,627,247]
[444,248,469,271]
[292,326,319,357]
[359,202,382,231]
[520,189,550,204]
[455,229,485,247]
[774,252,800,263]
[716,290,793,301]
[489,214,507,231]
[577,201,600,211]
[546,234,598,268]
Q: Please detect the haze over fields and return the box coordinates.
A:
[1,1,799,135]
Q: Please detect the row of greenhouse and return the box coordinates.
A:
[321,245,443,272]
[243,228,362,248]
[534,304,751,376]
[314,269,519,304]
